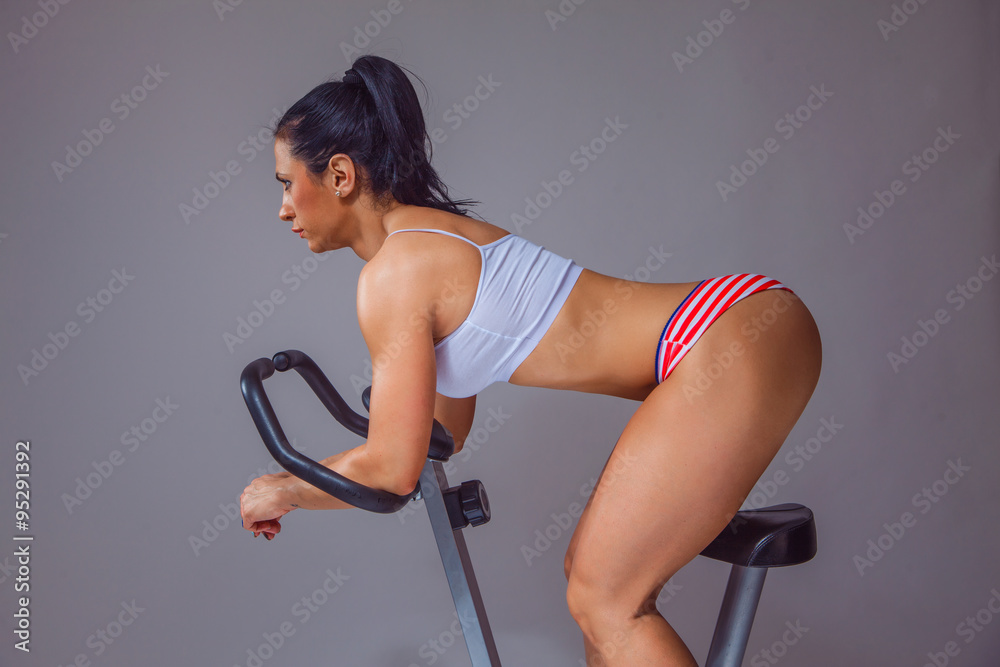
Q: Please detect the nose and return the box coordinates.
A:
[279,201,294,223]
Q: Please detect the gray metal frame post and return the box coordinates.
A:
[419,460,502,666]
[704,564,768,667]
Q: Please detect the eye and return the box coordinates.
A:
[282,180,292,191]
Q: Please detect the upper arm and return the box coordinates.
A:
[356,253,441,494]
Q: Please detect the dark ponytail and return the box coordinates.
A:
[272,55,480,216]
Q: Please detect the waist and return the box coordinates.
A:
[507,271,700,400]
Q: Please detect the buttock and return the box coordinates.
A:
[654,274,794,384]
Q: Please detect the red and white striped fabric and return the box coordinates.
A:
[655,274,794,384]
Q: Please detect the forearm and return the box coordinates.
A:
[285,444,411,511]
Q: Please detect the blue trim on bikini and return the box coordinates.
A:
[654,279,706,384]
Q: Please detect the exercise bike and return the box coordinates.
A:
[241,350,817,667]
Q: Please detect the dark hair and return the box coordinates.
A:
[271,55,480,217]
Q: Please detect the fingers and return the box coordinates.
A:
[248,518,282,541]
[239,474,294,543]
[259,518,282,535]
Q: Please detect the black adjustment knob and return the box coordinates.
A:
[459,480,490,527]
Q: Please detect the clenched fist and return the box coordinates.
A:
[240,471,298,541]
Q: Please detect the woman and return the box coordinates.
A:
[239,55,822,666]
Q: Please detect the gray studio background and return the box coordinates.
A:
[2,1,998,665]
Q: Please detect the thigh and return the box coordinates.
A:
[566,291,822,607]
[564,437,616,577]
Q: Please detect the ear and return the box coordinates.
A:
[326,153,356,195]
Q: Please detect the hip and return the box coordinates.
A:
[508,269,816,402]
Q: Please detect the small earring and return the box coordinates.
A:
[336,191,341,197]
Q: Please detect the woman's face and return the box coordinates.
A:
[273,138,344,253]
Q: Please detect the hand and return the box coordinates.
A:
[240,471,298,541]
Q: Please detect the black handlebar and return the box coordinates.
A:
[240,349,456,514]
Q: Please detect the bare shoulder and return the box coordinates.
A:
[357,206,508,341]
[357,240,437,331]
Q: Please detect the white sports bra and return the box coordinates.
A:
[384,228,584,398]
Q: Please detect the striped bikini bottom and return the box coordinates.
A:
[655,274,795,384]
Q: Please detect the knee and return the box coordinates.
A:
[567,575,637,660]
[566,569,623,640]
[566,572,598,638]
[567,567,668,638]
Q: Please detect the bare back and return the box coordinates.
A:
[374,207,699,401]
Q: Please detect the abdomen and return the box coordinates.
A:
[508,270,699,400]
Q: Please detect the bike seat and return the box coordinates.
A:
[699,503,817,568]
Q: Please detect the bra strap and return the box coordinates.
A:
[385,228,481,249]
